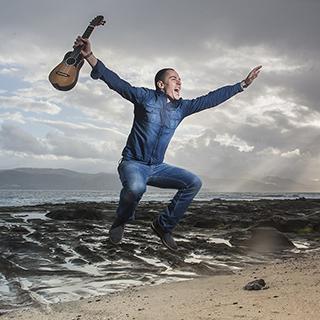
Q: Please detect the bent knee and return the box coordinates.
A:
[126,183,146,199]
[190,175,202,191]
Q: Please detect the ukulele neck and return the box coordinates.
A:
[82,24,95,39]
[73,24,95,55]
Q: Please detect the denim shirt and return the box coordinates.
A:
[91,60,243,165]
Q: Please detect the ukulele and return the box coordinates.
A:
[49,15,106,91]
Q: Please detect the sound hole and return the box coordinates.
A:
[66,57,76,65]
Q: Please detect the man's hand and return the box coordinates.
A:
[243,65,262,87]
[73,36,92,57]
[73,36,97,67]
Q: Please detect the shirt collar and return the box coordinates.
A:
[155,89,182,103]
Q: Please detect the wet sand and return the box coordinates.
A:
[2,250,320,320]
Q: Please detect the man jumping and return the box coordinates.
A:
[74,36,262,251]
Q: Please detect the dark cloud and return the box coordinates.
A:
[2,0,319,56]
[262,68,320,112]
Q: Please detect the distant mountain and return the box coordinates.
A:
[0,168,121,190]
[0,168,318,192]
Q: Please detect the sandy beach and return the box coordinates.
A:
[2,250,319,320]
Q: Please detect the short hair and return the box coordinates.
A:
[154,68,174,89]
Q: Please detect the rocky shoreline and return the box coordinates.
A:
[0,198,319,314]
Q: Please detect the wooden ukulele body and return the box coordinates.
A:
[49,51,84,91]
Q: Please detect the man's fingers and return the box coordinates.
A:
[73,41,82,47]
[254,65,262,71]
[249,66,262,75]
[73,36,87,47]
[77,37,88,44]
[254,70,261,78]
[249,66,262,78]
[252,66,262,73]
[244,65,262,86]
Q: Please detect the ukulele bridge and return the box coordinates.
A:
[56,71,70,77]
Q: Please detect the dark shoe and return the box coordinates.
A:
[109,218,126,245]
[151,218,178,251]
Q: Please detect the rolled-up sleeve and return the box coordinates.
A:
[90,60,104,80]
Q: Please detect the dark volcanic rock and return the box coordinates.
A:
[46,207,107,221]
[244,279,267,290]
[234,227,295,252]
[257,215,311,233]
[192,218,223,229]
[73,245,105,263]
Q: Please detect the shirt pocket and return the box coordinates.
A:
[145,106,161,124]
[166,111,181,129]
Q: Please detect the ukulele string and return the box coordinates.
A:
[71,24,95,61]
[72,45,84,60]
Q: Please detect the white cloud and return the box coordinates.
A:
[45,131,105,159]
[0,95,60,115]
[258,147,281,156]
[214,133,254,152]
[0,122,123,162]
[0,66,20,75]
[281,149,301,158]
[0,111,25,123]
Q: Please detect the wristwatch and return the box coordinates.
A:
[240,80,248,90]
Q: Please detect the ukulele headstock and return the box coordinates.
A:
[90,15,106,27]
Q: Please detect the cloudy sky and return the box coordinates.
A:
[0,0,319,187]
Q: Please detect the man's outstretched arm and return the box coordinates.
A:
[74,37,149,105]
[181,66,262,117]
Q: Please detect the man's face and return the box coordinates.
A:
[159,70,182,101]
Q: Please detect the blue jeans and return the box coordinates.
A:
[116,159,202,232]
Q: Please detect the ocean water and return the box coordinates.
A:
[0,189,320,207]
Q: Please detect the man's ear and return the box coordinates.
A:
[157,80,165,90]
